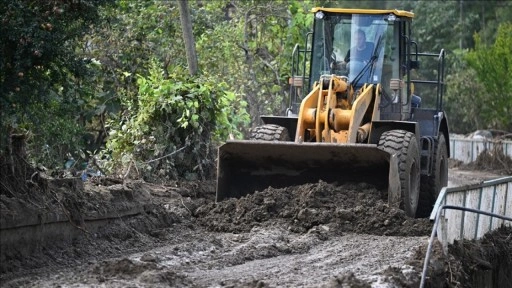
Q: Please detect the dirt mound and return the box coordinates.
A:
[195,181,432,236]
[325,272,372,287]
[447,225,512,287]
[91,258,196,287]
[0,178,194,278]
[461,145,512,175]
[2,173,510,287]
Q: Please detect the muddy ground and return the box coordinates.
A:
[0,164,511,287]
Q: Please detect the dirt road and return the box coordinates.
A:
[0,168,507,287]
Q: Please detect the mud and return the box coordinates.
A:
[195,181,431,236]
[446,226,512,288]
[451,146,512,176]
[0,169,510,287]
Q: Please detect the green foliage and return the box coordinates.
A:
[0,0,112,166]
[318,0,390,9]
[399,1,512,52]
[461,1,512,47]
[406,1,465,52]
[465,23,512,131]
[194,0,314,126]
[104,60,249,181]
[444,50,486,133]
[445,22,512,133]
[24,100,85,167]
[90,0,315,134]
[85,1,255,179]
[85,1,182,101]
[2,0,511,180]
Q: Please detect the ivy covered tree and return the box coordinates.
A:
[86,1,252,180]
[82,0,319,180]
[0,0,113,170]
[0,0,115,197]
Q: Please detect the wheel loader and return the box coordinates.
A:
[217,8,450,218]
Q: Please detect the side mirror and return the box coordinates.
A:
[409,40,420,70]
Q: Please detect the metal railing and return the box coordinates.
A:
[420,205,512,288]
[419,176,512,287]
[410,50,446,111]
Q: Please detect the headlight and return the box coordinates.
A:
[315,11,325,20]
[386,14,397,22]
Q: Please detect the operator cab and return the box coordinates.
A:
[309,9,413,98]
[287,8,446,145]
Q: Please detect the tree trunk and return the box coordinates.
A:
[177,0,198,76]
[0,134,32,196]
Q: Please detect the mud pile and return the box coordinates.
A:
[195,181,432,236]
[447,225,512,287]
[2,175,510,287]
[464,146,512,175]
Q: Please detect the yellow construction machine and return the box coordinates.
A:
[216,8,450,218]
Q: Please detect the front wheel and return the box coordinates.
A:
[379,130,421,218]
[417,134,449,217]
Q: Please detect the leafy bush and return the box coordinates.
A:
[445,23,512,133]
[0,0,111,168]
[444,50,486,133]
[103,60,250,181]
[466,23,512,131]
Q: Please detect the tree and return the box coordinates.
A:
[177,0,198,76]
[465,23,512,131]
[444,51,486,133]
[194,0,314,125]
[0,0,112,194]
[90,1,251,180]
[4,0,509,183]
[0,1,111,159]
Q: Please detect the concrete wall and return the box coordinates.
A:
[430,176,512,252]
[450,137,512,164]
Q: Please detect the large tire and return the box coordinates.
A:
[416,134,449,218]
[378,130,421,218]
[250,124,290,141]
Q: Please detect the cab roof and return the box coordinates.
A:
[310,7,414,18]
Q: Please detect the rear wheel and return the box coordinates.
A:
[250,124,290,141]
[417,134,449,217]
[379,130,420,218]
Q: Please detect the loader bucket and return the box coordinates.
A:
[216,140,401,207]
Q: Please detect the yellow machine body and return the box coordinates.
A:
[215,6,449,219]
[217,75,401,207]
